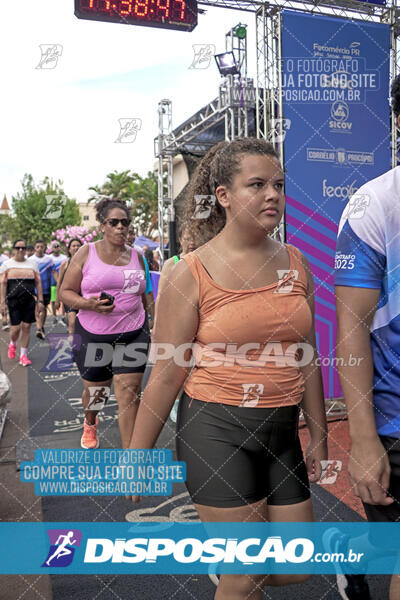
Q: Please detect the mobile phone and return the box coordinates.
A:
[99,292,115,306]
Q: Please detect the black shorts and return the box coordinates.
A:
[363,435,400,531]
[43,293,50,307]
[176,393,310,508]
[73,317,150,382]
[7,297,36,326]
[63,304,78,314]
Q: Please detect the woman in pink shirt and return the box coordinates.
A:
[61,199,154,450]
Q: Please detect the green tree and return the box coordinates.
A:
[4,174,81,244]
[88,170,133,203]
[89,169,166,237]
[129,171,161,237]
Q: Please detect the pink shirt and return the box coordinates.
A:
[78,243,146,334]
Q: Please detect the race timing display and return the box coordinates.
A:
[75,0,198,31]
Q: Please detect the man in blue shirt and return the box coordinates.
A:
[31,239,56,339]
[334,75,400,600]
[49,241,67,325]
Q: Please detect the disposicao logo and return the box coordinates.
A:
[42,529,82,567]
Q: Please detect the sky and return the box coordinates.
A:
[0,0,256,205]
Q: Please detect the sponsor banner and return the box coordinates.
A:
[20,449,185,496]
[1,522,400,574]
[281,10,391,398]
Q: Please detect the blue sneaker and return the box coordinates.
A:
[323,528,371,600]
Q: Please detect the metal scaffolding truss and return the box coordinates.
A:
[199,0,391,17]
[156,0,400,262]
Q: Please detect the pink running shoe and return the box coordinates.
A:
[8,344,16,360]
[81,418,99,449]
[19,355,32,367]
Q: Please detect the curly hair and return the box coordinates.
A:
[95,198,130,224]
[391,74,400,118]
[182,138,280,246]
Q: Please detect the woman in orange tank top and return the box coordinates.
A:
[128,138,328,599]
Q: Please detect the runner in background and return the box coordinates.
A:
[49,241,67,325]
[25,245,34,258]
[31,239,56,339]
[127,138,327,600]
[0,239,45,366]
[55,238,83,337]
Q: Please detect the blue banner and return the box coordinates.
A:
[1,522,400,574]
[281,10,391,398]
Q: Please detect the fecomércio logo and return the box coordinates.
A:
[42,529,82,567]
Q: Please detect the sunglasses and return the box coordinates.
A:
[105,218,130,228]
[15,246,27,250]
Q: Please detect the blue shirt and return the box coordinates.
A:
[335,166,400,438]
[50,253,67,286]
[31,254,54,294]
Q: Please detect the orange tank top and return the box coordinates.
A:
[182,244,313,408]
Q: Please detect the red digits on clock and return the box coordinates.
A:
[175,0,185,19]
[134,0,149,16]
[120,1,133,14]
[157,0,170,18]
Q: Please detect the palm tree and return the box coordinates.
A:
[88,170,133,203]
[129,171,166,237]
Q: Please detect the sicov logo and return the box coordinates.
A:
[42,529,82,567]
[329,101,352,133]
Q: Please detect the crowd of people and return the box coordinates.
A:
[2,77,400,600]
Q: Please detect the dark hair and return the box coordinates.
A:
[34,239,45,246]
[26,245,34,251]
[67,237,83,257]
[183,137,280,246]
[144,248,155,270]
[95,198,130,224]
[391,75,400,118]
[13,239,26,248]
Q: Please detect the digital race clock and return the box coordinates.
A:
[75,0,198,31]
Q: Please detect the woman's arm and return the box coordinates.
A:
[129,259,199,450]
[0,272,6,312]
[336,286,393,506]
[153,257,176,329]
[299,254,328,482]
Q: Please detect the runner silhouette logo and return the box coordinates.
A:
[42,529,82,567]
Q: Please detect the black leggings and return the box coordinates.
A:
[176,393,310,508]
